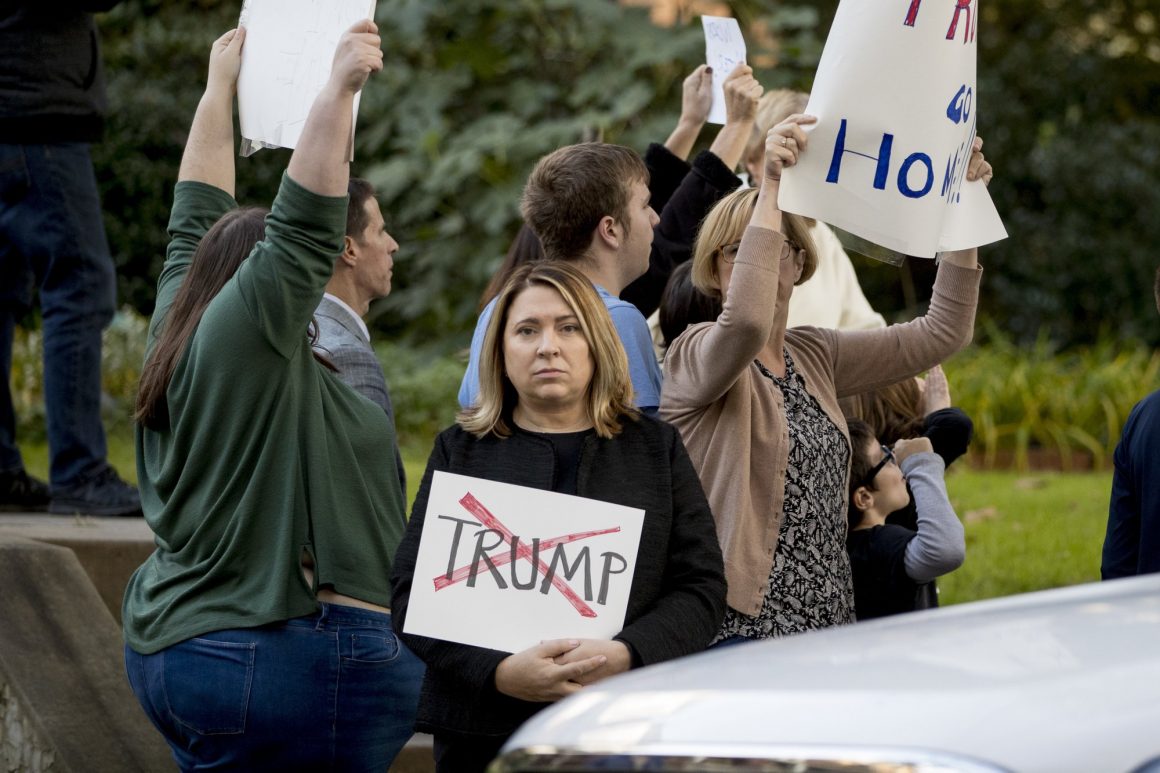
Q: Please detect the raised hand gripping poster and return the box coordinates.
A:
[778,0,1007,259]
[403,472,645,654]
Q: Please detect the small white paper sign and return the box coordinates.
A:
[702,15,746,125]
[236,0,375,157]
[778,0,1007,258]
[404,471,646,654]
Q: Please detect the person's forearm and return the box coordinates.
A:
[708,120,754,172]
[748,179,783,234]
[939,246,978,269]
[286,86,354,197]
[664,118,702,162]
[178,85,236,193]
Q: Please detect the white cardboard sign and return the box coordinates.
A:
[778,0,1007,258]
[403,471,645,654]
[702,16,747,125]
[236,0,375,157]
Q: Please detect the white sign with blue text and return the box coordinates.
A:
[778,0,1007,258]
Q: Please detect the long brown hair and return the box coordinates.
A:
[135,207,268,429]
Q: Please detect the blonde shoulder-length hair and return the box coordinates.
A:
[690,187,818,300]
[458,261,637,439]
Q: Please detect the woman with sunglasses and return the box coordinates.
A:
[660,114,989,641]
[844,420,965,620]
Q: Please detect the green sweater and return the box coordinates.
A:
[123,175,406,654]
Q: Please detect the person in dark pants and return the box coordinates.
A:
[0,2,140,515]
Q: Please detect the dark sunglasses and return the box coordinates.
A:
[861,444,896,489]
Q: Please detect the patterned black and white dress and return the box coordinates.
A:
[716,349,854,641]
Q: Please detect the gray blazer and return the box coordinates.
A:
[312,296,406,491]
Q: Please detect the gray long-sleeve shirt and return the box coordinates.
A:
[901,452,966,582]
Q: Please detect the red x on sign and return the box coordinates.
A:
[431,492,620,618]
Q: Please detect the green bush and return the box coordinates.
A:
[374,342,464,455]
[10,309,147,443]
[944,324,1160,470]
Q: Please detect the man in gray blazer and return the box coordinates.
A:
[314,177,406,490]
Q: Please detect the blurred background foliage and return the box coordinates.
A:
[90,0,1160,352]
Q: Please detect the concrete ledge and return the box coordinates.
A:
[0,514,154,624]
[0,536,174,771]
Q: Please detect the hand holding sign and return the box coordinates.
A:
[722,64,763,125]
[966,136,993,185]
[765,114,816,184]
[326,19,383,97]
[207,28,245,93]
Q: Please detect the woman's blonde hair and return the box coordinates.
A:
[458,261,637,439]
[690,188,818,299]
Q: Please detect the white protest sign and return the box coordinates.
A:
[236,0,375,157]
[778,0,1007,258]
[404,471,645,654]
[702,16,746,125]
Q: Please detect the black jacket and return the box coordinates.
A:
[0,3,121,142]
[621,144,743,318]
[391,415,726,737]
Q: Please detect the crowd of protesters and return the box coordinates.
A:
[7,10,1153,773]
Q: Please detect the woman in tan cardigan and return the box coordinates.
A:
[660,115,991,642]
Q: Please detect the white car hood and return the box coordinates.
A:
[504,576,1160,773]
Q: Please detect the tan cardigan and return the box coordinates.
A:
[660,226,981,616]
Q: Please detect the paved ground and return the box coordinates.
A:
[0,511,153,540]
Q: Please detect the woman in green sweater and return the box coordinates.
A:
[122,23,419,771]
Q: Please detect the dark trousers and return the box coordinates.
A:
[433,732,509,773]
[0,142,115,487]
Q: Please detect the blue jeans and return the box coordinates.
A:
[0,142,115,486]
[124,604,425,772]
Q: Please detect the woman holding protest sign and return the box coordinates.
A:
[660,115,990,642]
[122,23,421,771]
[392,261,726,772]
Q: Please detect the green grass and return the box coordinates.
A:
[22,432,1111,608]
[940,467,1108,604]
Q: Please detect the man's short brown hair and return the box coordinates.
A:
[520,143,648,262]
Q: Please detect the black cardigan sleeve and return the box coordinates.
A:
[621,149,743,318]
[644,142,691,213]
[923,407,974,467]
[391,430,509,701]
[612,427,727,665]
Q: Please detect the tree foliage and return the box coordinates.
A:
[91,0,1160,349]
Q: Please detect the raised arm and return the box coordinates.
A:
[229,20,384,359]
[662,116,813,407]
[896,440,965,583]
[179,28,243,193]
[150,30,245,344]
[707,63,762,172]
[286,19,383,196]
[664,65,713,161]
